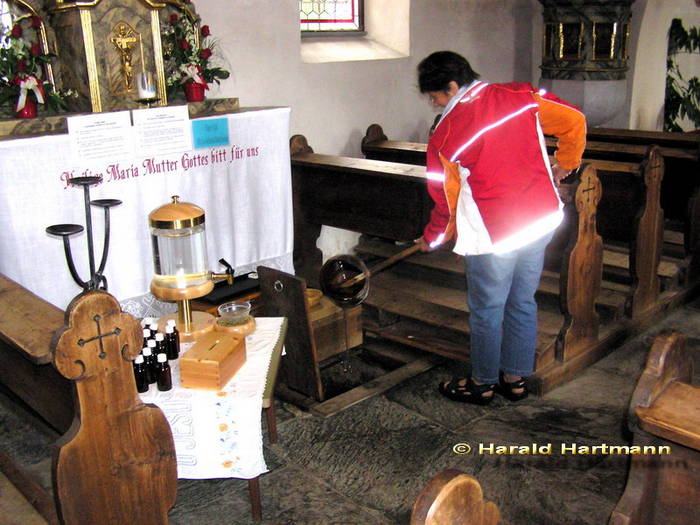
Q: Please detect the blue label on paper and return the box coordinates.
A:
[192,118,230,149]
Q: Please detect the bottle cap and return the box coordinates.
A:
[135,355,144,364]
[142,328,151,338]
[165,325,174,334]
[155,333,165,341]
[141,317,154,327]
[167,319,176,327]
[150,322,159,332]
[142,348,152,356]
[157,353,167,363]
[147,339,156,348]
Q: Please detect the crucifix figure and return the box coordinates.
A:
[111,22,138,91]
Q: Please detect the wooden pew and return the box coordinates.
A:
[361,124,679,321]
[363,123,700,286]
[610,331,700,525]
[291,135,615,395]
[411,469,501,525]
[0,276,178,524]
[291,134,433,288]
[0,274,73,434]
[586,127,700,150]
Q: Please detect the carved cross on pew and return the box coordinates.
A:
[76,314,123,359]
[51,291,177,524]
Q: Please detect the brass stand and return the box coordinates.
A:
[150,280,216,343]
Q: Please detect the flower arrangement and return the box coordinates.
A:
[0,16,73,118]
[161,6,230,101]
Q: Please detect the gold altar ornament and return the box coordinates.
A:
[48,0,171,112]
[111,21,139,93]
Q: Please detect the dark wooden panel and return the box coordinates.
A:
[0,342,73,434]
[292,154,432,240]
[257,266,324,401]
[587,127,700,150]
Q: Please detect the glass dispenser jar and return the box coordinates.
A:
[149,196,213,299]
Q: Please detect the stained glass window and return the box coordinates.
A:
[300,0,364,33]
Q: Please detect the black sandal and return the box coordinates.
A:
[438,377,495,405]
[495,371,529,401]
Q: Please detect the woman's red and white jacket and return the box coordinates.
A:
[423,80,586,255]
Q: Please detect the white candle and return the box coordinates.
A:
[137,71,157,99]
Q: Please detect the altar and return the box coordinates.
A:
[0,106,294,311]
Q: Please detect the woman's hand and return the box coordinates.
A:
[415,237,433,252]
[552,164,573,185]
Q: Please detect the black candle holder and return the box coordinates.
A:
[46,176,122,292]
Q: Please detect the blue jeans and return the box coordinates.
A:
[465,232,553,384]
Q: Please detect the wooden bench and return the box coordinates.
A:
[0,274,73,434]
[610,331,700,525]
[361,124,687,321]
[291,134,624,395]
[364,124,700,287]
[545,128,700,282]
[0,277,178,524]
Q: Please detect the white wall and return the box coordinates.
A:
[196,0,682,258]
[195,0,539,257]
[628,0,700,130]
[197,0,539,155]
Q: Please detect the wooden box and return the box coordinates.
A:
[308,295,362,362]
[180,332,246,390]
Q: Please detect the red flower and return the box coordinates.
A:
[11,24,22,38]
[30,42,42,57]
[16,60,27,73]
[169,14,179,23]
[201,25,211,37]
[30,16,41,29]
[199,48,212,60]
[179,40,190,51]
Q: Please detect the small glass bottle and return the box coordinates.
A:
[155,332,167,356]
[143,344,158,384]
[133,355,149,393]
[142,328,152,348]
[156,353,172,391]
[165,323,180,360]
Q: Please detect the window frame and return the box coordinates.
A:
[300,0,365,38]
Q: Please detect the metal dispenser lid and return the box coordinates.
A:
[149,195,205,229]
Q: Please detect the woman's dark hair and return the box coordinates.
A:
[417,51,480,93]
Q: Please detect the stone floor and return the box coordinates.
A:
[2,302,700,525]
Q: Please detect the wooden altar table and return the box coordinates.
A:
[139,317,287,481]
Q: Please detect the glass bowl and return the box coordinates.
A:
[217,301,252,326]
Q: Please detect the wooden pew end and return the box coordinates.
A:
[411,469,501,525]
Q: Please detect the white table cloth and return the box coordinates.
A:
[139,317,285,480]
[0,107,293,310]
